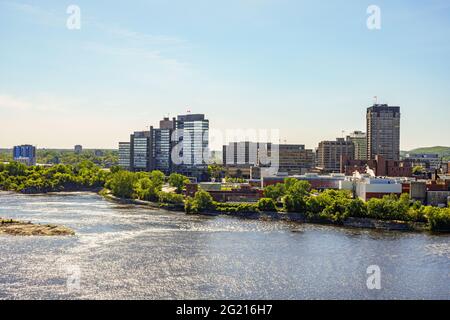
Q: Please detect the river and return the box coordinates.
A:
[0,192,449,299]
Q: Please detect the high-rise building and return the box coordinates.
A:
[317,138,354,173]
[346,131,367,160]
[367,104,401,160]
[13,145,36,166]
[174,114,209,180]
[74,145,83,154]
[119,114,209,180]
[130,131,152,171]
[118,142,131,170]
[150,117,175,175]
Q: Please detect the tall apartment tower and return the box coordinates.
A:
[130,131,152,172]
[317,138,355,173]
[118,142,131,170]
[174,114,209,180]
[120,117,176,174]
[151,117,175,175]
[346,131,367,160]
[367,104,400,161]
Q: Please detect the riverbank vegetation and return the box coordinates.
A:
[1,162,449,232]
[185,178,450,232]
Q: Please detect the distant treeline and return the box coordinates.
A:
[0,149,118,168]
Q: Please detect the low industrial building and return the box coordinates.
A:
[354,177,402,201]
[262,173,346,190]
[185,183,263,203]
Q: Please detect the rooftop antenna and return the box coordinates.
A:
[373,96,378,105]
[186,107,191,114]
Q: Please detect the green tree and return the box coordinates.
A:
[257,198,277,212]
[133,177,159,201]
[108,171,136,199]
[412,166,425,175]
[345,198,368,218]
[168,173,189,193]
[193,189,214,212]
[263,183,286,200]
[208,163,224,180]
[149,170,165,189]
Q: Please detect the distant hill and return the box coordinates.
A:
[402,146,450,161]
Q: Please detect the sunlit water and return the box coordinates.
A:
[0,192,449,300]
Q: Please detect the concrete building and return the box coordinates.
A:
[174,114,209,180]
[13,145,36,166]
[130,131,152,171]
[262,173,346,190]
[223,141,260,166]
[274,144,315,175]
[410,181,427,204]
[186,183,263,203]
[340,155,413,177]
[427,191,450,207]
[367,104,401,161]
[404,153,441,171]
[119,114,209,179]
[346,131,367,160]
[317,138,354,173]
[404,175,450,206]
[354,176,402,201]
[151,118,175,175]
[74,145,82,154]
[118,142,131,170]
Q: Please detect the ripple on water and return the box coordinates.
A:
[0,192,449,300]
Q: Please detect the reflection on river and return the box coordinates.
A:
[0,192,449,299]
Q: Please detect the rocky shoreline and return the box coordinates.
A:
[0,218,75,236]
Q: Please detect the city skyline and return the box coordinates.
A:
[1,0,450,150]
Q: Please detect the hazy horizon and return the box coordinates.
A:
[1,0,449,150]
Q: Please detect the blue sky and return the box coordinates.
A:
[0,0,449,150]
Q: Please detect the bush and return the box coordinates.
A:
[263,184,286,200]
[168,173,190,193]
[158,191,184,205]
[184,197,198,214]
[214,202,258,213]
[345,198,368,218]
[425,207,450,232]
[257,198,277,212]
[283,194,307,212]
[193,189,214,212]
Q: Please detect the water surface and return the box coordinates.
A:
[0,192,449,299]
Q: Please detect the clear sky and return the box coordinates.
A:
[1,0,449,150]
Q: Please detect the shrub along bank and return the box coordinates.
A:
[185,178,450,232]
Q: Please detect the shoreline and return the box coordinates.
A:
[0,189,443,234]
[101,192,432,233]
